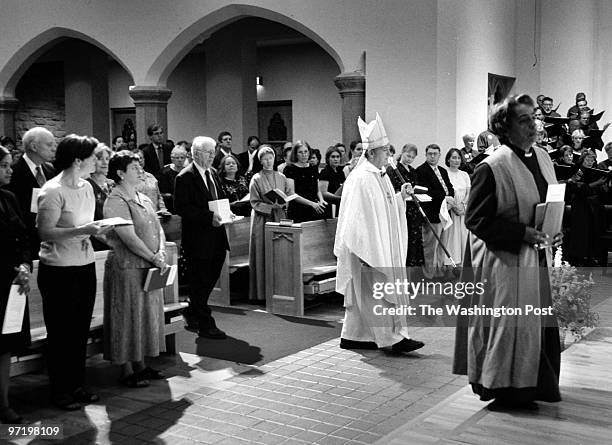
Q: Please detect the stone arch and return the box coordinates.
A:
[145,3,345,86]
[0,27,134,97]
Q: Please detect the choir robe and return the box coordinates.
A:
[453,144,561,404]
[334,160,411,347]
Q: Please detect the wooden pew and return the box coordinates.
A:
[11,242,184,377]
[265,219,338,316]
[209,216,251,306]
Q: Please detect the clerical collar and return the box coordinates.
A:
[507,142,534,158]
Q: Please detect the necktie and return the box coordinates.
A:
[35,166,46,187]
[205,170,218,200]
[433,166,449,195]
[156,145,164,170]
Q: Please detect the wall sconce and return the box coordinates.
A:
[256,76,263,86]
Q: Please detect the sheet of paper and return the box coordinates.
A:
[30,188,41,213]
[545,183,566,202]
[2,285,26,334]
[165,264,178,286]
[408,194,432,202]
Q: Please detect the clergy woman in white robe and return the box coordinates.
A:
[335,113,424,353]
[453,94,562,410]
[248,145,293,301]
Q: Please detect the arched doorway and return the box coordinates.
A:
[163,17,343,154]
[6,37,134,146]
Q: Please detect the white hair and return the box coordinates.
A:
[191,136,216,156]
[22,127,53,153]
[571,129,585,138]
[171,145,187,156]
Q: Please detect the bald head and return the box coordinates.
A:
[191,136,216,169]
[22,127,56,164]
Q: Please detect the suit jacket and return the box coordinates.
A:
[6,157,57,258]
[143,142,172,177]
[415,162,455,224]
[237,150,262,176]
[212,148,233,170]
[173,163,230,260]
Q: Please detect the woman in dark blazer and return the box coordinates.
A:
[0,146,31,423]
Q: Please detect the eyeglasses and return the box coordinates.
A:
[153,131,163,136]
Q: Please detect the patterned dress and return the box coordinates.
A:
[102,186,165,364]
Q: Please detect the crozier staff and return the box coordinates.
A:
[334,113,424,354]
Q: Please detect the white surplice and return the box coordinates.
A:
[334,159,412,347]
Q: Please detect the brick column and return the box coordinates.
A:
[0,97,19,140]
[128,86,172,145]
[334,72,365,147]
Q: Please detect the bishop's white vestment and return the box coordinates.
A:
[334,160,412,347]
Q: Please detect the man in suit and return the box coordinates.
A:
[7,127,57,259]
[212,131,233,170]
[142,124,172,177]
[237,135,262,177]
[416,144,455,279]
[174,136,229,339]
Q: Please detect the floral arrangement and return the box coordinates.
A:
[550,248,599,341]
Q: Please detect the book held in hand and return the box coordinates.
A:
[264,188,298,204]
[143,265,178,292]
[96,217,133,227]
[208,198,244,224]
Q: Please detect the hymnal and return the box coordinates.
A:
[208,198,235,224]
[264,189,298,204]
[97,217,133,227]
[30,188,41,213]
[143,265,178,292]
[582,167,612,184]
[554,164,575,181]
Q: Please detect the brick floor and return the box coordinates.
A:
[9,277,612,444]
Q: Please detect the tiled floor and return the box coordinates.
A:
[6,273,612,444]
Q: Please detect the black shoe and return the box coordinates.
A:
[0,407,23,424]
[386,338,425,354]
[52,394,81,411]
[340,338,378,350]
[198,327,227,339]
[72,387,100,404]
[487,399,539,411]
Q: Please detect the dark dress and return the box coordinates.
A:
[387,163,424,266]
[86,177,112,250]
[565,167,606,264]
[319,165,345,218]
[0,188,31,353]
[219,175,251,217]
[284,164,323,223]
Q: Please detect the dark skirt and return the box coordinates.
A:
[0,267,31,354]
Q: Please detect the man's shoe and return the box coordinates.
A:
[340,338,378,350]
[386,338,425,354]
[52,394,81,411]
[72,388,100,404]
[198,327,227,339]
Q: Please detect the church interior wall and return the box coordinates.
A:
[256,43,342,152]
[2,0,612,153]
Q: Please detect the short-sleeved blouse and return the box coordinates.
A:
[103,186,161,269]
[319,165,345,194]
[37,172,95,266]
[283,164,319,201]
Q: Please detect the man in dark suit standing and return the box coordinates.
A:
[212,131,233,170]
[237,135,262,177]
[174,136,229,339]
[416,144,455,279]
[142,124,172,177]
[7,127,57,259]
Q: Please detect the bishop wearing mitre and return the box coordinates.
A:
[334,113,425,354]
